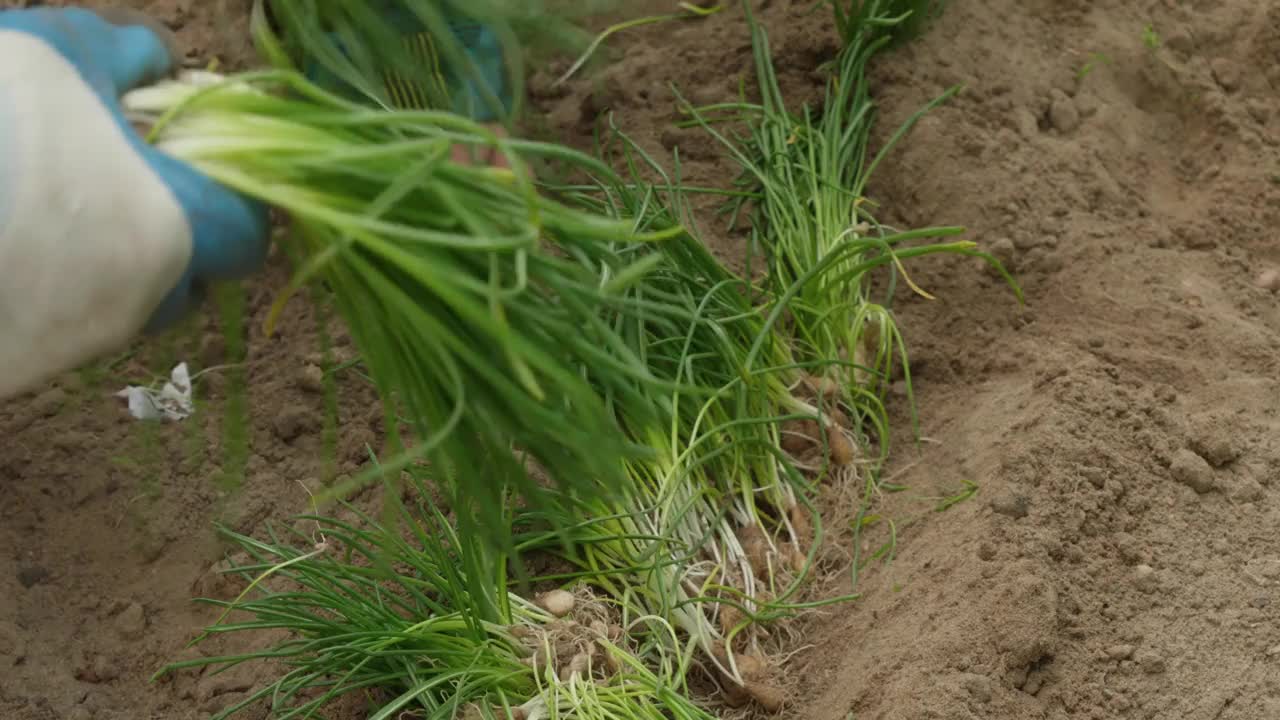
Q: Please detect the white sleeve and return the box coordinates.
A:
[0,31,191,400]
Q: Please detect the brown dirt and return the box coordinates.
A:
[3,1,1279,719]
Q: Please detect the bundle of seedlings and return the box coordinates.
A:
[514,130,880,712]
[123,69,680,553]
[683,0,1020,474]
[122,0,735,554]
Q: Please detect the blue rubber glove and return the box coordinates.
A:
[295,2,512,121]
[0,8,270,399]
[433,18,511,122]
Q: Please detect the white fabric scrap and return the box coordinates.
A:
[116,362,194,421]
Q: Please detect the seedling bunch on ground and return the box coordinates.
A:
[123,1,1017,717]
[686,0,1018,471]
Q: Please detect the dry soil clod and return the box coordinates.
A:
[780,418,821,455]
[718,603,744,636]
[559,651,592,682]
[787,544,808,574]
[537,589,576,618]
[788,503,813,543]
[1256,268,1280,292]
[783,502,814,568]
[715,650,786,713]
[297,364,325,393]
[1170,448,1216,494]
[738,524,772,574]
[745,683,787,713]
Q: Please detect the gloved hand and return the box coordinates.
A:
[0,8,270,400]
[277,0,513,120]
[438,18,511,123]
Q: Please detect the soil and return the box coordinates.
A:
[3,1,1279,719]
